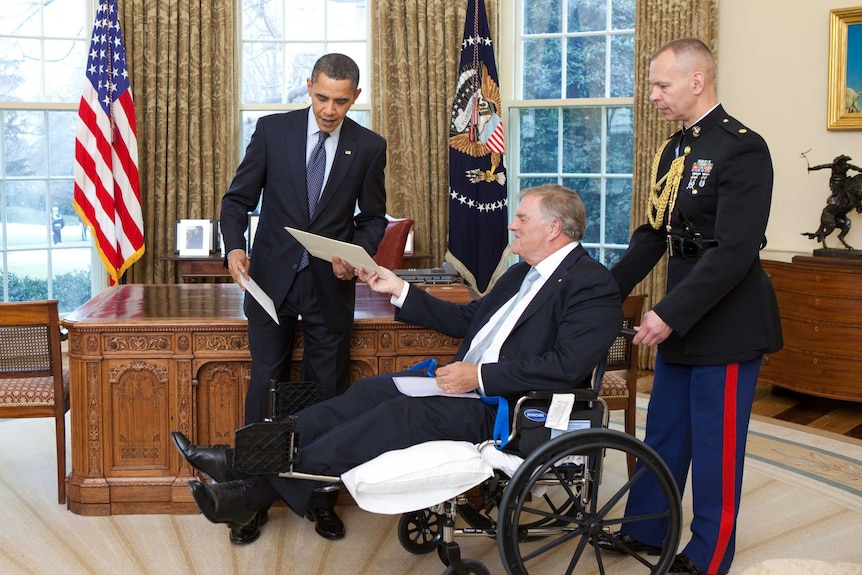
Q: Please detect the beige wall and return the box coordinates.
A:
[718,0,862,261]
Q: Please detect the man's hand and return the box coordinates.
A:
[356,265,406,297]
[435,362,480,395]
[633,309,672,346]
[332,256,355,281]
[227,249,250,289]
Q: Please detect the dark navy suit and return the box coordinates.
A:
[266,245,622,517]
[219,109,387,424]
[612,105,782,574]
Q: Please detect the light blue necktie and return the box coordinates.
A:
[463,267,540,364]
[298,130,329,271]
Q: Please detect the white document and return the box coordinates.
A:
[238,274,279,325]
[285,227,381,273]
[393,376,480,399]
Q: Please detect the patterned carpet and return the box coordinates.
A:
[1,403,861,575]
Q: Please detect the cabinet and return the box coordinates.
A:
[760,256,862,401]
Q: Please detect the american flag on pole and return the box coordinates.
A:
[73,0,144,285]
[445,0,508,295]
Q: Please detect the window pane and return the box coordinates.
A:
[0,37,43,101]
[518,108,559,174]
[0,1,41,36]
[286,0,324,39]
[518,177,559,191]
[242,42,284,103]
[563,107,601,174]
[327,0,367,40]
[610,33,634,97]
[611,0,636,29]
[564,176,600,242]
[6,179,48,249]
[523,37,561,99]
[44,0,86,38]
[606,106,633,172]
[44,39,88,102]
[4,110,46,177]
[52,247,91,313]
[524,0,561,34]
[49,179,75,243]
[7,250,47,302]
[566,36,605,98]
[346,110,370,128]
[48,111,76,177]
[568,0,607,33]
[243,0,284,40]
[606,177,632,244]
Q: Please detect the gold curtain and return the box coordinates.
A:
[119,0,238,284]
[369,0,498,268]
[631,0,718,368]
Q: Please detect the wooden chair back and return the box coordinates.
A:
[0,300,69,503]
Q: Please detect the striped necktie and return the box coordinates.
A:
[298,130,329,271]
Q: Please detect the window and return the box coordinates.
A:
[0,0,94,311]
[504,0,635,267]
[240,0,370,152]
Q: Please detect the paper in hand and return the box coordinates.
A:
[238,274,279,325]
[284,227,381,273]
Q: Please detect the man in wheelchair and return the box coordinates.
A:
[172,184,622,546]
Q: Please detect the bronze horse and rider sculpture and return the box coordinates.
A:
[802,154,862,250]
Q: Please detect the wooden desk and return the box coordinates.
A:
[160,255,231,283]
[61,283,469,515]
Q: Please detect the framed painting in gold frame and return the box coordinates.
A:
[828,7,862,130]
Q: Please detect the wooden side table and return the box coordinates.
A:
[160,255,230,283]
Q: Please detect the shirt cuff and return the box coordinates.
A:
[477,365,486,395]
[390,281,410,308]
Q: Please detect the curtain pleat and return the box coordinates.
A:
[632,0,718,368]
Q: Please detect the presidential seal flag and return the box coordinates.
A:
[73,0,144,285]
[445,0,508,295]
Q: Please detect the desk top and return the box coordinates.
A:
[62,282,475,328]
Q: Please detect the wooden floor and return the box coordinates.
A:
[637,372,862,441]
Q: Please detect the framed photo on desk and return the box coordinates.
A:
[176,219,216,256]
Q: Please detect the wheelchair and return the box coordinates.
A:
[230,341,682,575]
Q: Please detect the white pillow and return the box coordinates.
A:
[341,440,494,514]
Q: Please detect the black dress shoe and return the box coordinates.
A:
[189,479,257,529]
[230,508,269,544]
[669,553,728,575]
[305,507,345,540]
[593,531,661,556]
[172,430,244,483]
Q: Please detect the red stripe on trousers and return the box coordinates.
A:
[709,363,738,574]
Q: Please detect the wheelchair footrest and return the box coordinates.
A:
[233,418,300,475]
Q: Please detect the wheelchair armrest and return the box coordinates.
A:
[522,388,599,403]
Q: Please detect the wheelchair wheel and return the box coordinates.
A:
[497,428,681,575]
[398,508,443,554]
[442,559,491,575]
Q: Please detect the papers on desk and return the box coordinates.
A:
[285,227,382,273]
[393,376,480,399]
[238,274,279,325]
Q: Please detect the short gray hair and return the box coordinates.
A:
[519,184,586,241]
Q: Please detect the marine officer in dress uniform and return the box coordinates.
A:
[597,38,783,575]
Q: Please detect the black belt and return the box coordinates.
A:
[666,236,717,258]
